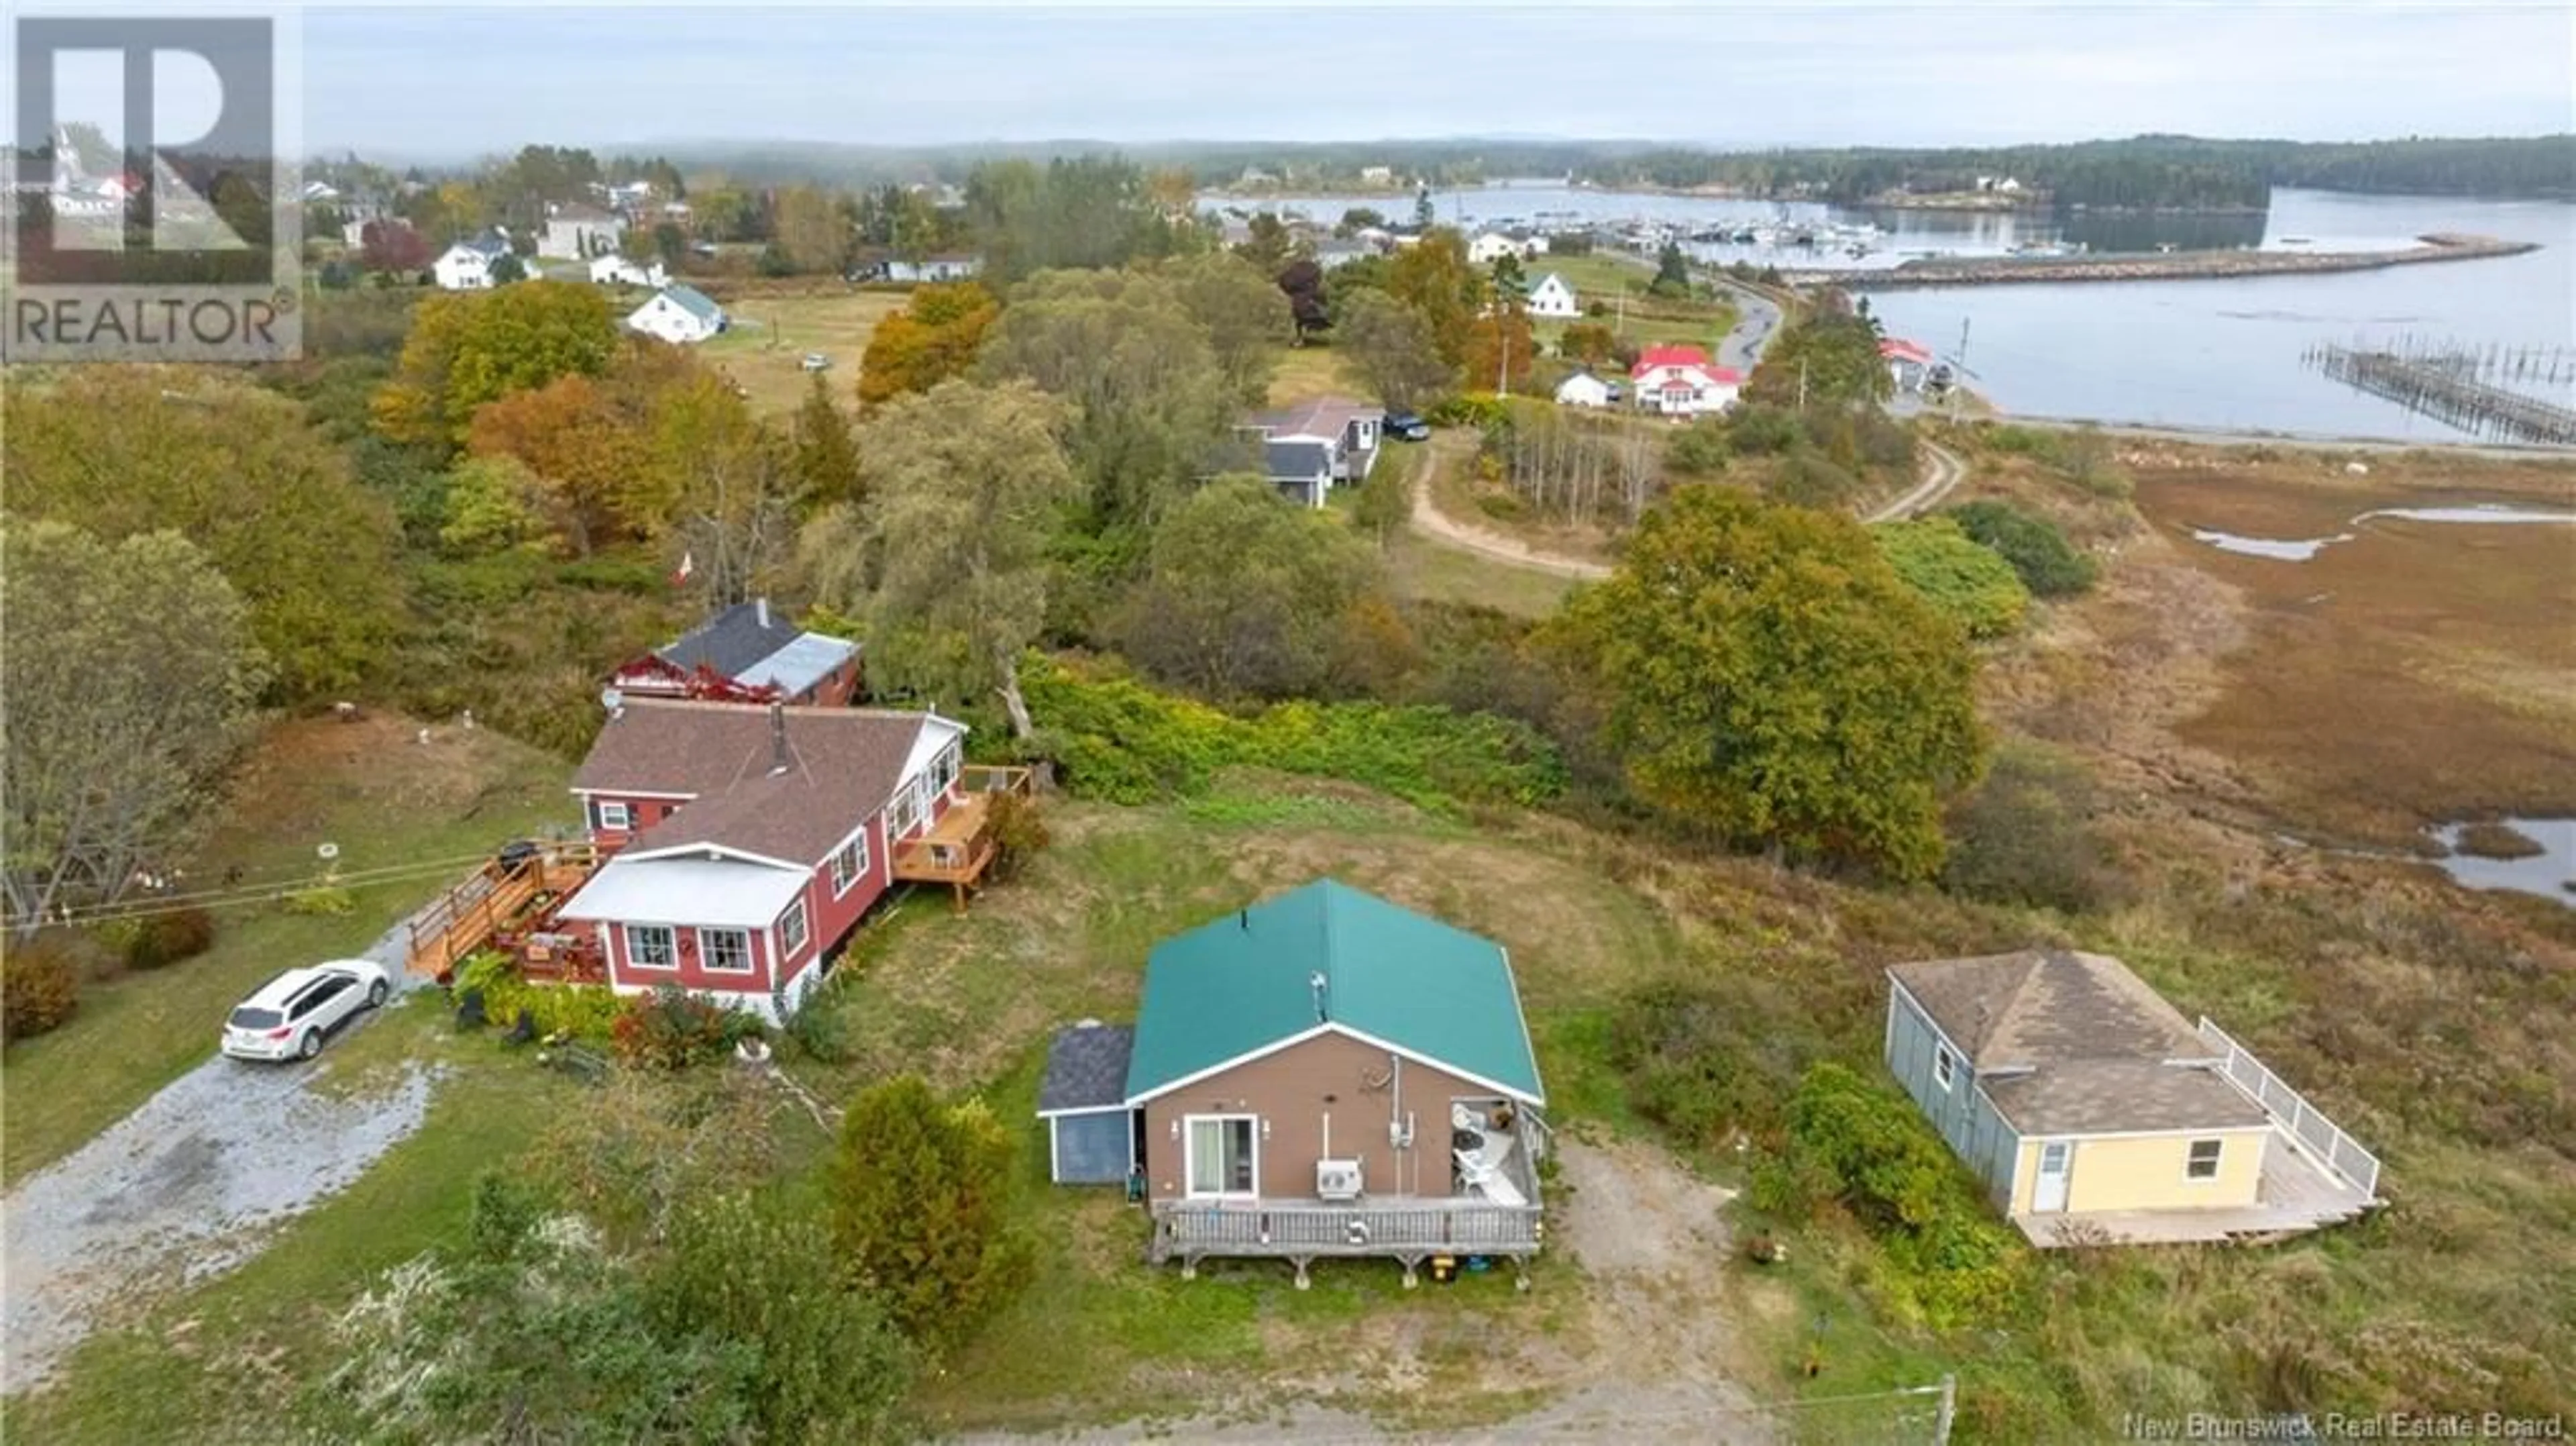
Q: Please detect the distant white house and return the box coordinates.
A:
[540,203,625,260]
[1311,238,1375,271]
[1630,345,1741,417]
[627,284,729,345]
[885,253,983,284]
[431,229,513,291]
[1554,371,1618,409]
[1360,165,1395,185]
[1467,231,1520,266]
[1525,272,1580,319]
[590,254,668,289]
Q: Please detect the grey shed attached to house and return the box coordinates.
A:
[1038,1021,1137,1185]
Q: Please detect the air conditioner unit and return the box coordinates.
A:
[1315,1159,1364,1202]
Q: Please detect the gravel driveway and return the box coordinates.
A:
[2,918,441,1396]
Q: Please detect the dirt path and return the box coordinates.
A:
[1407,434,1614,582]
[963,1134,1782,1444]
[1864,438,1967,522]
[1409,431,1969,584]
[1,918,437,1396]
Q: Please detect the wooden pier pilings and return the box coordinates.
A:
[2306,341,2576,446]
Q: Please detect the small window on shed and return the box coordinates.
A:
[1933,1044,1956,1091]
[2187,1139,2224,1180]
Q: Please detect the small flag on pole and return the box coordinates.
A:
[671,550,695,587]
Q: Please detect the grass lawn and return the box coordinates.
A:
[698,285,909,417]
[1,1000,586,1445]
[1,714,570,1185]
[1386,528,1578,619]
[1267,342,1362,406]
[781,775,1679,1434]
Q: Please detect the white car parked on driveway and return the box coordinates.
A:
[221,960,392,1062]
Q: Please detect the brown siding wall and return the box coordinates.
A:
[1140,1031,1505,1202]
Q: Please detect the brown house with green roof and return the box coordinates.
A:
[1037,880,1548,1288]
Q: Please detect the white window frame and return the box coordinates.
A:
[1182,1113,1260,1200]
[889,779,928,840]
[2186,1138,2224,1182]
[778,898,810,960]
[698,927,754,976]
[828,831,870,896]
[625,923,675,969]
[1933,1044,1955,1092]
[594,798,632,831]
[932,742,961,797]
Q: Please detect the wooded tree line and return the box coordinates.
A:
[1574,134,2575,206]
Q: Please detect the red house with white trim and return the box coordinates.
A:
[1630,344,1741,418]
[550,697,1023,1021]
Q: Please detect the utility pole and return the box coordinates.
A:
[1797,356,1809,412]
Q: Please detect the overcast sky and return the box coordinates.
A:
[23,3,2576,159]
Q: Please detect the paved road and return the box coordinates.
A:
[1,913,437,1394]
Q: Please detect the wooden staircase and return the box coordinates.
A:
[407,841,600,978]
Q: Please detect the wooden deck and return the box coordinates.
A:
[1148,1196,1544,1286]
[890,764,1033,910]
[2012,1129,2377,1249]
[406,842,600,978]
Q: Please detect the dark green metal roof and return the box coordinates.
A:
[1122,880,1544,1104]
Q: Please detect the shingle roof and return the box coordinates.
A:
[1261,438,1330,481]
[573,699,928,865]
[1124,880,1544,1104]
[1888,950,2269,1137]
[1039,1023,1136,1114]
[659,284,724,323]
[657,601,802,680]
[1247,397,1383,442]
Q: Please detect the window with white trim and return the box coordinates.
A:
[932,742,961,796]
[778,899,810,960]
[1933,1044,1956,1092]
[700,927,753,975]
[889,779,927,839]
[829,832,869,894]
[594,798,632,831]
[2186,1138,2224,1180]
[1185,1115,1258,1198]
[625,923,675,968]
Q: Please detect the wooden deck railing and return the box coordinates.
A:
[890,766,1035,905]
[1148,1197,1543,1263]
[2196,1018,2383,1200]
[405,841,599,977]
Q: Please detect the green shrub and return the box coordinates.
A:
[1608,976,1815,1147]
[2,934,85,1041]
[1763,450,1864,508]
[1943,499,2097,597]
[1941,743,2121,912]
[121,907,219,971]
[610,986,755,1070]
[830,1077,1034,1348]
[1474,489,1528,521]
[1022,654,1565,812]
[1764,1062,2033,1331]
[284,884,356,916]
[1426,393,1508,429]
[783,973,855,1066]
[1873,517,2031,638]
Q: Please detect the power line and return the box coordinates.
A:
[5,850,510,932]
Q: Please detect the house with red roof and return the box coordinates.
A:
[1629,344,1741,418]
[539,698,1030,1021]
[1880,337,1937,393]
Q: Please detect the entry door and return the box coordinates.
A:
[2033,1141,2074,1213]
